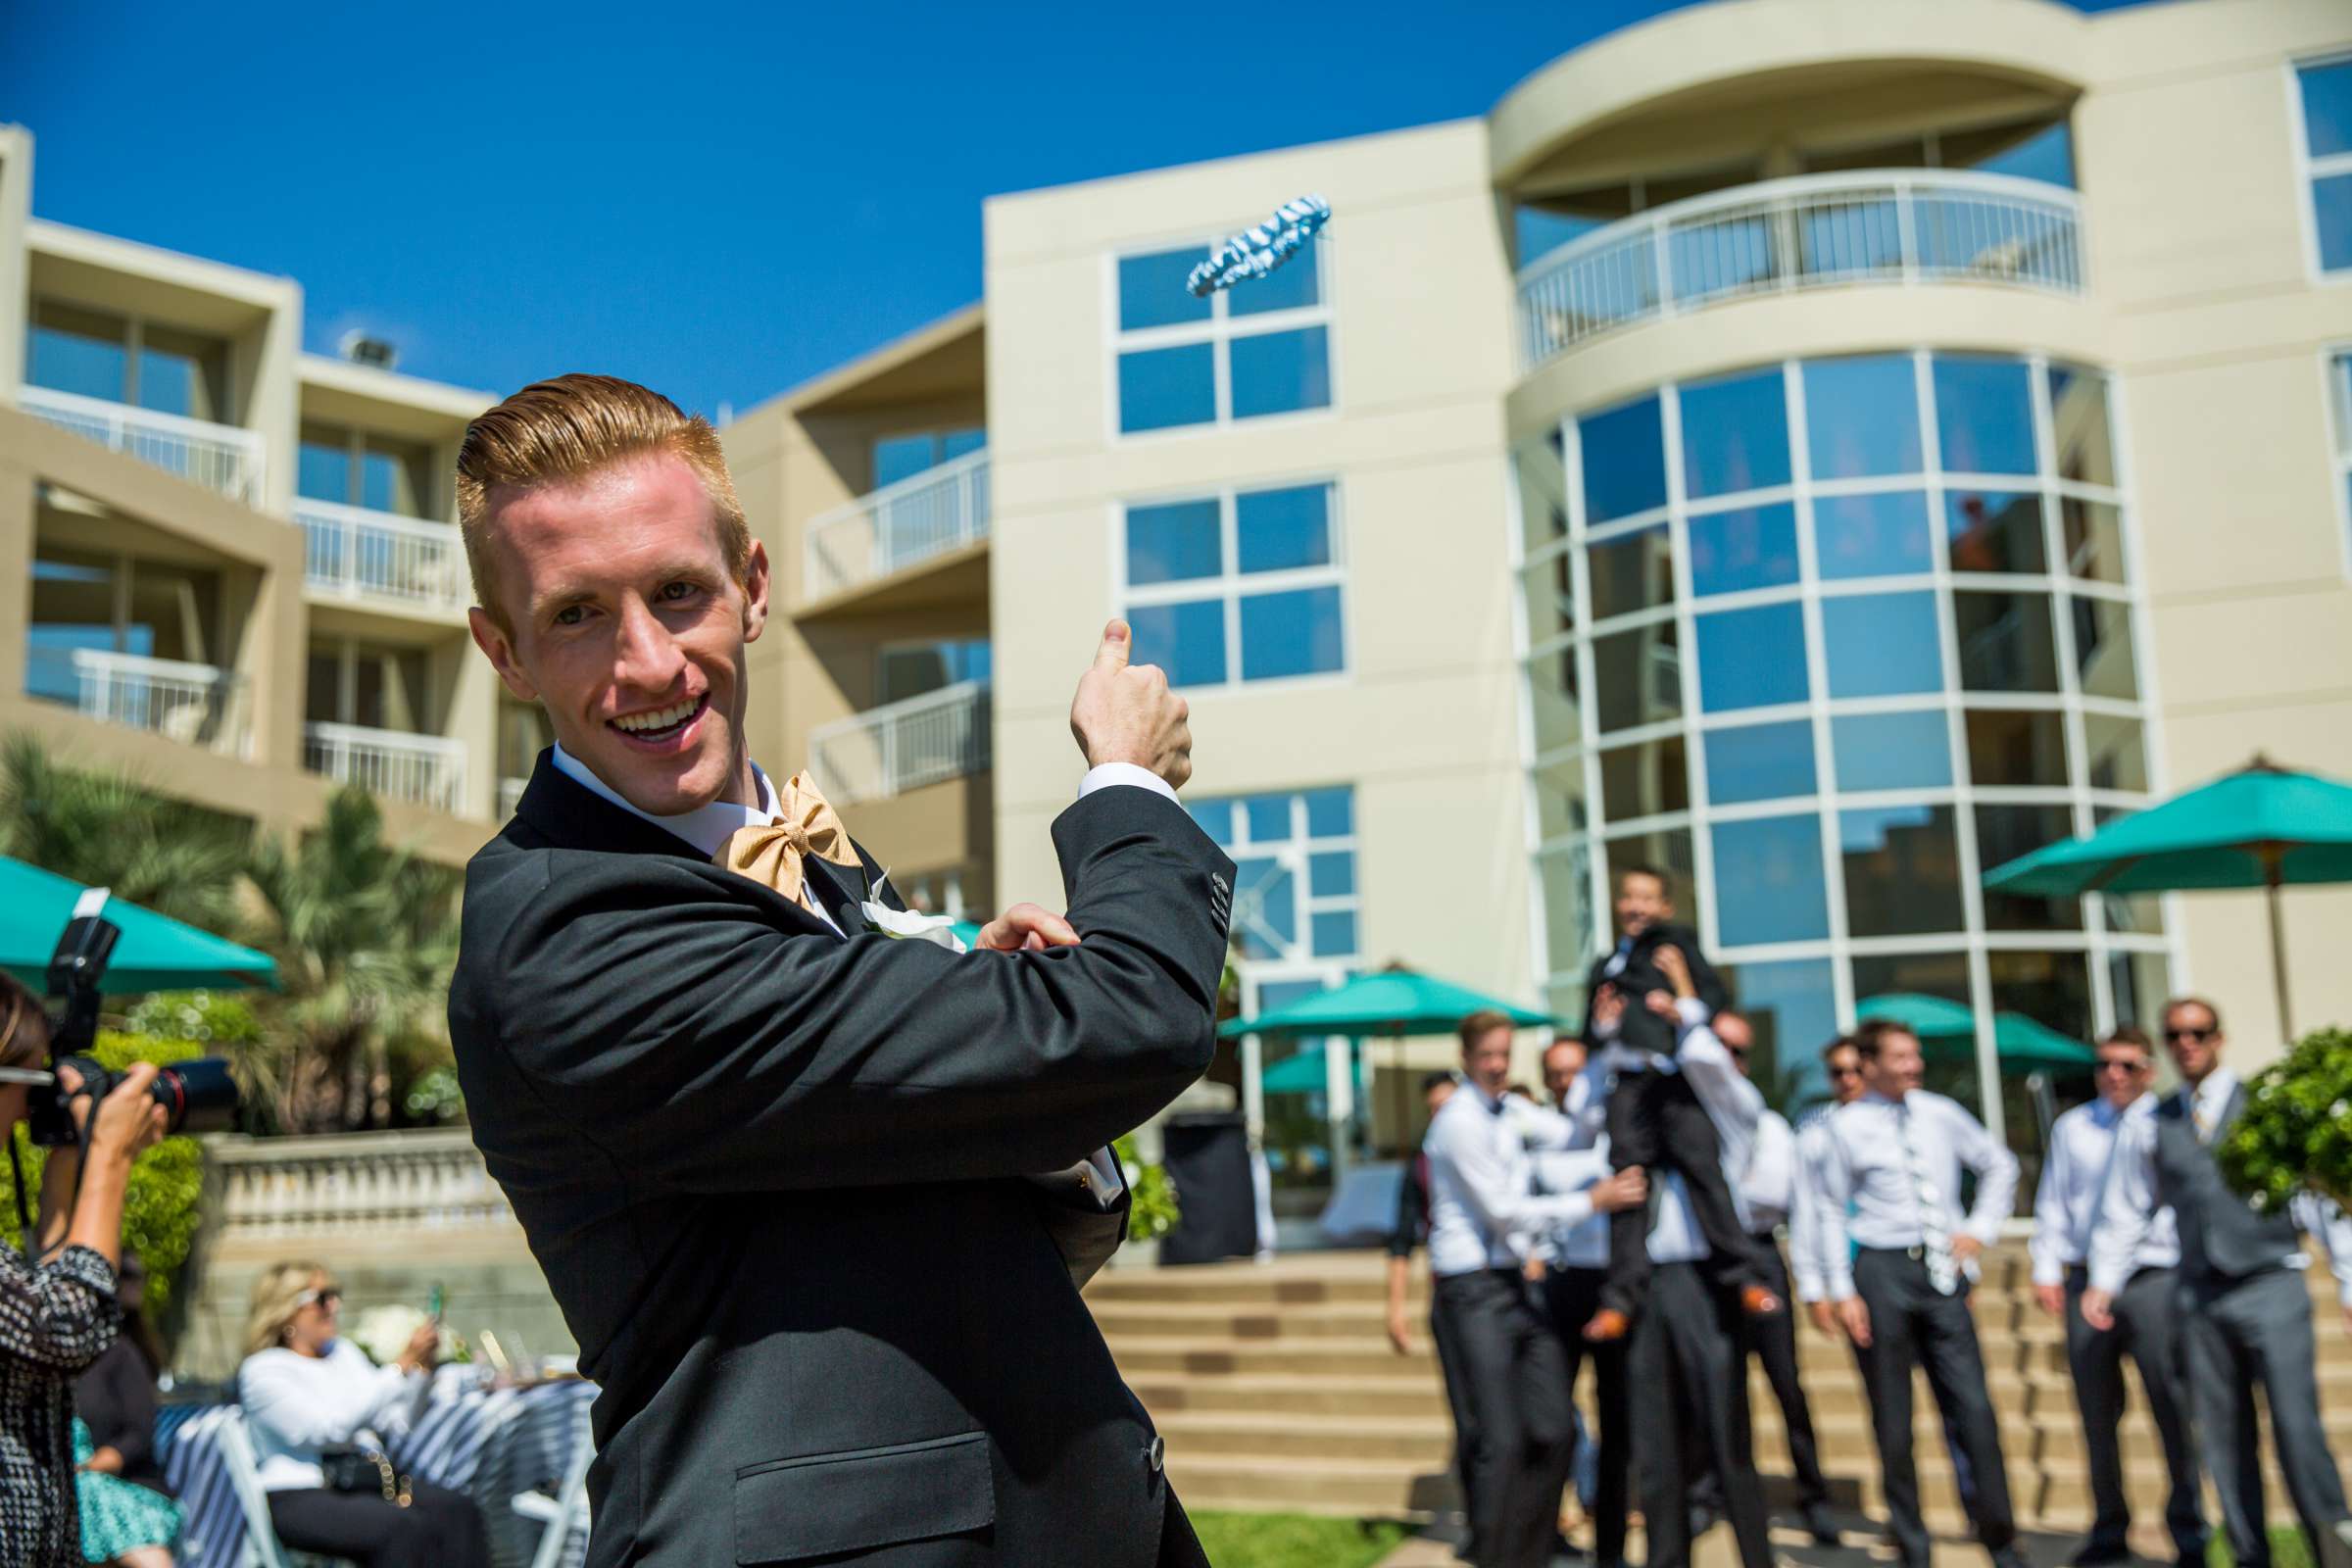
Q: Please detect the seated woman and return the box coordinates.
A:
[235,1262,489,1568]
[74,1249,183,1567]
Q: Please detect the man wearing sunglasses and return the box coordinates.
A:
[2086,998,2352,1568]
[2031,1027,2204,1567]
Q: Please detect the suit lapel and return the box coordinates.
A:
[801,853,871,935]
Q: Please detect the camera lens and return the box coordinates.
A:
[151,1057,238,1137]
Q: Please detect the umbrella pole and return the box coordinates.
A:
[2262,847,2294,1044]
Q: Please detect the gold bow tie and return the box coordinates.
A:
[712,770,862,906]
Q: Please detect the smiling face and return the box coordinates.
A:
[468,452,770,815]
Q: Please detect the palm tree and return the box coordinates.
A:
[243,786,461,1133]
[0,732,248,933]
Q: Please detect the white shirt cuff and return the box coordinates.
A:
[2030,1256,2064,1288]
[1085,1146,1127,1204]
[1078,761,1179,807]
[1674,996,1709,1027]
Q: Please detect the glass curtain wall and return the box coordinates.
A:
[1515,351,2171,1155]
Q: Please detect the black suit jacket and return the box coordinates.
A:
[1578,921,1728,1059]
[448,754,1234,1566]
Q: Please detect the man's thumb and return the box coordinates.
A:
[1094,618,1132,673]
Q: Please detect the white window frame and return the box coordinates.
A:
[2329,345,2352,581]
[1116,479,1350,694]
[2290,53,2352,282]
[1105,235,1334,440]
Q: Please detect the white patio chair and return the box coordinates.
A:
[511,1392,594,1568]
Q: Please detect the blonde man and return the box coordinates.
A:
[446,375,1225,1567]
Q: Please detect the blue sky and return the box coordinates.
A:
[1,1,2144,418]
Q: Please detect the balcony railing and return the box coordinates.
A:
[803,449,990,605]
[18,385,268,507]
[25,645,252,757]
[808,680,991,805]
[305,722,469,814]
[498,776,528,818]
[1517,171,2084,371]
[295,499,469,613]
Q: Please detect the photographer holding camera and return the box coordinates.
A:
[0,970,170,1567]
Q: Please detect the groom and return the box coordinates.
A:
[446,374,1232,1566]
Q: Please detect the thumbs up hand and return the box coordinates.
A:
[1069,619,1194,790]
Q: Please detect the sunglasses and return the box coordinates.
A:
[2164,1026,2216,1043]
[295,1288,343,1311]
[1828,1065,1862,1079]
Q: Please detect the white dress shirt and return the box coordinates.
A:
[1644,1002,1765,1264]
[1533,1064,1613,1268]
[2030,1094,2178,1287]
[1742,1109,1798,1234]
[240,1341,428,1492]
[1424,1084,1594,1276]
[1787,1107,1839,1302]
[2087,1066,2352,1304]
[1809,1089,2020,1299]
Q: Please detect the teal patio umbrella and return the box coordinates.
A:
[1856,993,2096,1074]
[1983,756,2352,1038]
[0,858,277,994]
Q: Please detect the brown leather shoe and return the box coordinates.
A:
[1740,1285,1784,1316]
[1582,1308,1631,1342]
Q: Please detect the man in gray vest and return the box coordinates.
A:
[2084,996,2352,1568]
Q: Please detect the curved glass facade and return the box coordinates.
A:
[1514,351,2174,1121]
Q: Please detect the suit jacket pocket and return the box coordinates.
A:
[733,1430,994,1563]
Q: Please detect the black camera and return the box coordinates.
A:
[25,889,240,1148]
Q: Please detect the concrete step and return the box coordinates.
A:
[1152,1409,1454,1463]
[1126,1372,1452,1420]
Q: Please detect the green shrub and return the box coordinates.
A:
[1114,1134,1181,1244]
[2216,1027,2352,1213]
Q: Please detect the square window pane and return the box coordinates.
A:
[1721,957,1838,1104]
[1593,623,1683,732]
[1713,814,1830,946]
[1533,753,1592,841]
[1803,355,1923,479]
[1189,799,1236,845]
[1246,795,1295,843]
[2046,366,2117,488]
[1119,343,1215,432]
[1695,603,1808,712]
[1681,368,1792,500]
[1933,355,2037,476]
[941,427,986,461]
[873,433,938,489]
[1126,499,1222,584]
[1851,948,1973,1009]
[1689,502,1799,597]
[1953,590,2059,692]
[2083,712,2149,793]
[1973,120,2076,190]
[2098,809,2165,935]
[1600,736,1690,822]
[1586,524,1675,621]
[1833,710,1954,792]
[299,440,351,505]
[2313,172,2352,273]
[1705,719,1817,806]
[1233,856,1297,958]
[28,323,129,403]
[1944,489,2046,574]
[1977,804,2082,931]
[2071,596,2138,702]
[1311,910,1357,958]
[1521,553,1578,645]
[1236,485,1333,574]
[1966,707,2069,788]
[1239,585,1345,680]
[1119,249,1213,331]
[1229,245,1319,316]
[2059,498,2127,585]
[1605,828,1700,937]
[1580,396,1668,524]
[1309,850,1354,898]
[2109,950,2172,1037]
[2302,59,2352,160]
[1540,842,1598,981]
[1822,591,1942,698]
[1840,804,1964,937]
[1129,598,1226,686]
[1230,326,1331,419]
[1816,490,1933,580]
[1517,431,1571,552]
[1527,646,1585,752]
[1988,948,2093,1059]
[1304,787,1352,838]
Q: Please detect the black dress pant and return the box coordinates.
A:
[1850,1248,2015,1567]
[1429,1271,1489,1554]
[1626,1262,1774,1568]
[1433,1268,1577,1568]
[2064,1264,2205,1559]
[1739,1234,1829,1508]
[267,1479,490,1568]
[1602,1069,1764,1317]
[1542,1264,1631,1566]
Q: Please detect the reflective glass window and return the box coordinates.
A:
[2304,58,2352,159]
[1977,804,2082,931]
[1117,343,1215,432]
[27,302,130,403]
[1236,485,1334,573]
[1840,804,1964,937]
[1304,787,1353,838]
[1580,396,1669,524]
[1532,754,1592,842]
[1704,719,1816,806]
[2109,951,2172,1038]
[1695,603,1808,712]
[1688,503,1799,597]
[1681,368,1792,500]
[2315,173,2352,273]
[1540,843,1598,980]
[1246,796,1295,843]
[1933,356,2037,476]
[1600,736,1690,822]
[1971,121,2076,189]
[1522,554,1578,646]
[1126,499,1222,584]
[2071,596,2138,703]
[1230,327,1331,419]
[1815,491,1933,581]
[1310,848,1353,899]
[1604,828,1700,936]
[1230,244,1320,316]
[1516,431,1571,552]
[1954,590,2059,693]
[1528,647,1585,753]
[2059,498,2127,585]
[2082,712,2149,793]
[2046,366,2118,488]
[1988,949,2094,1056]
[299,438,352,506]
[1593,624,1682,733]
[1239,587,1344,681]
[1311,910,1358,958]
[1944,488,2046,575]
[1851,949,1972,1010]
[1586,524,1675,621]
[1720,958,1837,1102]
[1712,814,1831,946]
[1822,592,1942,698]
[1803,355,1923,479]
[1119,249,1212,331]
[1965,708,2069,788]
[1129,599,1225,686]
[1833,710,1953,793]
[1189,800,1236,845]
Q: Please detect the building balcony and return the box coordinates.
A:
[1515,171,2083,372]
[304,721,469,815]
[499,776,528,819]
[24,644,253,757]
[808,679,991,807]
[801,449,989,612]
[295,499,469,617]
[18,385,267,508]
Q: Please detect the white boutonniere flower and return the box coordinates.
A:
[858,873,967,952]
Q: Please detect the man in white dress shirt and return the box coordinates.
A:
[2030,1026,2204,1566]
[2083,998,2352,1568]
[1423,1010,1644,1568]
[1814,1019,2025,1568]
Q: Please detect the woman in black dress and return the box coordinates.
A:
[75,1248,182,1564]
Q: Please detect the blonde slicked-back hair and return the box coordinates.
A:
[457,373,752,631]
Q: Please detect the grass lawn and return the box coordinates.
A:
[2208,1529,2322,1568]
[1189,1510,1414,1568]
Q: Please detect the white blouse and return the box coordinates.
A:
[238,1340,427,1492]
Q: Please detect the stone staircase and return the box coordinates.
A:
[1086,1246,2352,1537]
